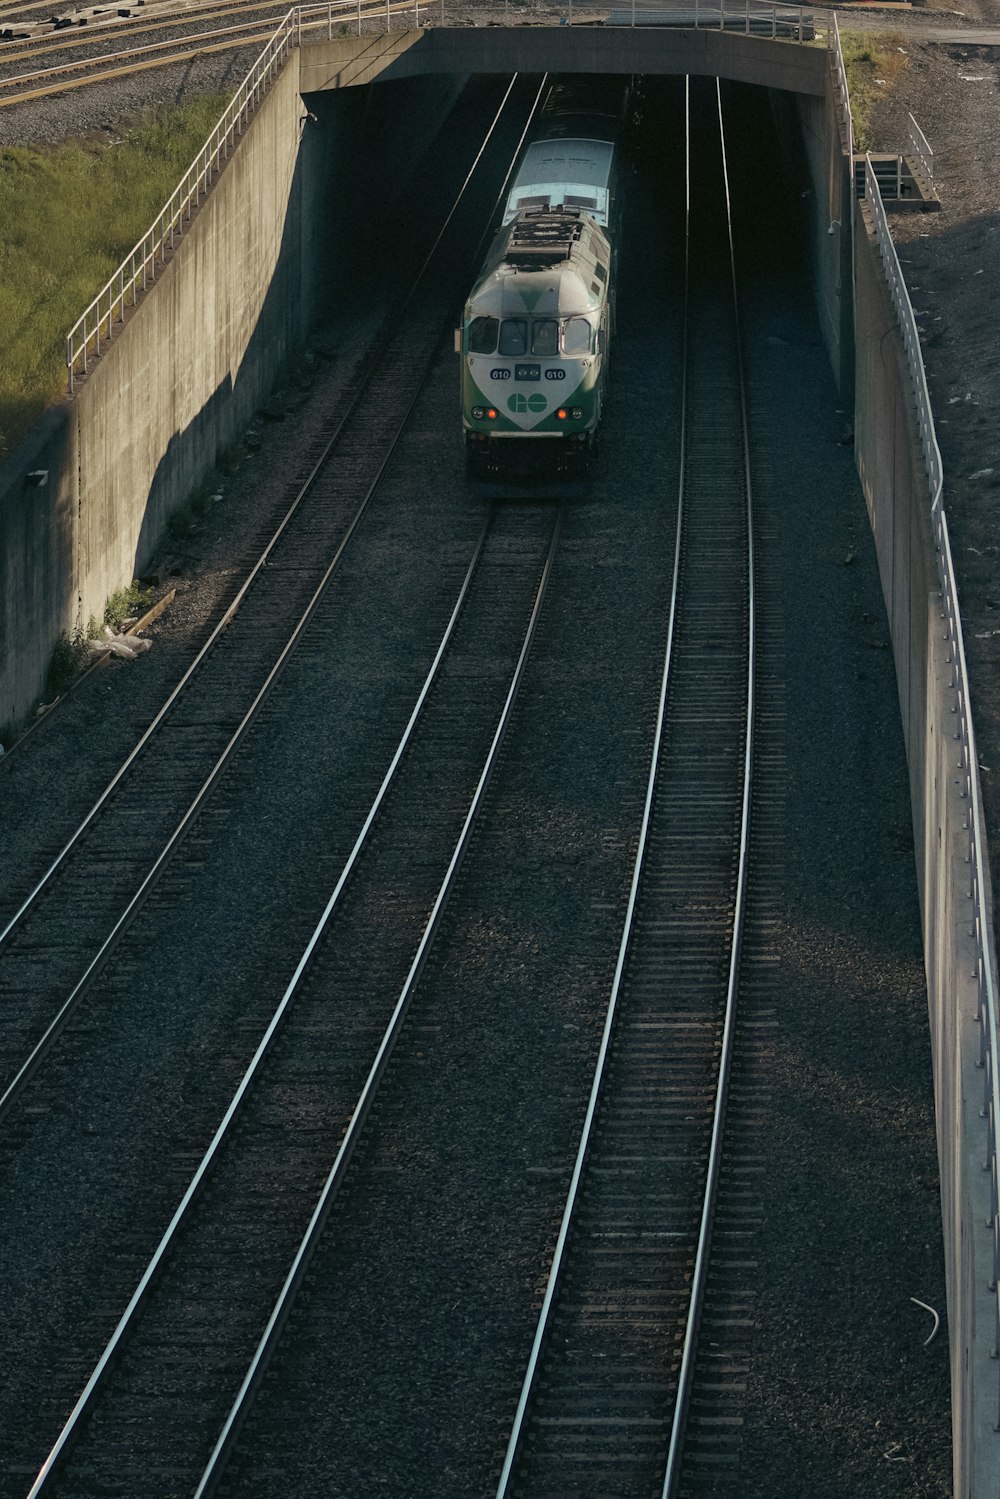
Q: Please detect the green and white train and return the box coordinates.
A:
[460,81,624,478]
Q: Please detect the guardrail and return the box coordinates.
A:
[600,0,815,38]
[830,12,853,160]
[907,110,934,194]
[865,151,1000,1426]
[864,156,941,501]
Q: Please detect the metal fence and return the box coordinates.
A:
[865,152,1000,1419]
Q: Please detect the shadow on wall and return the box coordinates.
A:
[0,72,465,743]
[130,69,471,575]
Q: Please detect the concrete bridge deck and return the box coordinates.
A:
[297,22,829,94]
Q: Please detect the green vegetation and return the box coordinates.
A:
[45,630,90,698]
[840,30,908,151]
[43,578,153,699]
[0,96,228,457]
[104,579,154,631]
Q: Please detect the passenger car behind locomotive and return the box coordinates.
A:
[460,79,626,479]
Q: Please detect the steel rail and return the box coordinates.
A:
[0,7,348,89]
[190,506,563,1498]
[0,356,415,1126]
[24,79,546,1492]
[0,36,275,102]
[493,75,694,1499]
[0,0,297,51]
[661,76,756,1496]
[0,0,416,78]
[0,71,524,963]
[495,74,759,1498]
[0,14,279,70]
[0,0,240,18]
[0,76,536,1127]
[0,0,254,23]
[24,507,497,1497]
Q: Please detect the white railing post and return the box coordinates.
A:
[908,112,934,194]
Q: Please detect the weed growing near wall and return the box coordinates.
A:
[841,31,908,151]
[104,580,154,631]
[0,96,228,458]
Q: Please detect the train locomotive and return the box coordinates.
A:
[460,79,626,479]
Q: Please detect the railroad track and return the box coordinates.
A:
[165,85,689,1496]
[0,72,537,1111]
[24,501,564,1497]
[0,73,549,1490]
[0,0,425,105]
[491,74,766,1497]
[0,0,286,41]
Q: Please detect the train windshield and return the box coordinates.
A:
[499,319,528,356]
[563,317,592,354]
[468,316,499,354]
[530,320,559,356]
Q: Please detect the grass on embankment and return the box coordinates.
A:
[840,30,909,151]
[0,96,228,460]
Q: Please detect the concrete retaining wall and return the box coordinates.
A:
[0,60,464,741]
[0,60,309,738]
[854,205,995,1499]
[776,62,992,1490]
[764,82,853,399]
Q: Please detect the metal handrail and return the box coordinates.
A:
[907,111,934,193]
[601,0,814,38]
[65,6,302,390]
[865,152,1000,1423]
[864,156,941,501]
[830,11,853,162]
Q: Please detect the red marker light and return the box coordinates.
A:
[487,408,498,420]
[557,408,567,420]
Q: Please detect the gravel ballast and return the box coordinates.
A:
[0,31,988,1497]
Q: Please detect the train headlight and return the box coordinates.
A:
[472,406,485,419]
[571,407,583,420]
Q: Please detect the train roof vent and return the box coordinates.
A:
[565,194,598,209]
[505,209,585,269]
